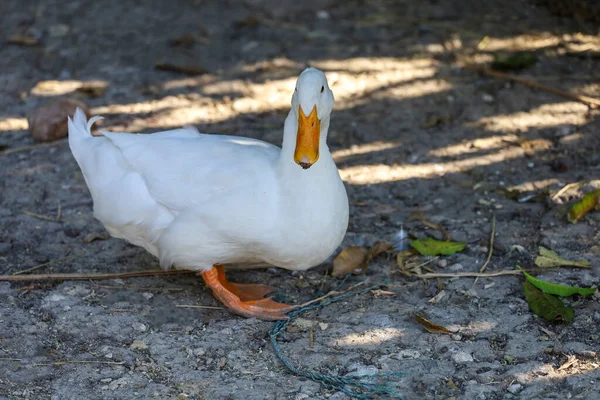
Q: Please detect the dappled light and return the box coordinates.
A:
[333,327,404,347]
[1,0,599,398]
[472,102,590,132]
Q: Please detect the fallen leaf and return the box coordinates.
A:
[75,81,108,98]
[535,247,591,269]
[27,99,90,142]
[428,290,446,303]
[367,241,392,260]
[169,33,197,47]
[8,33,40,46]
[332,246,368,278]
[414,314,453,335]
[332,242,391,279]
[371,289,396,296]
[83,232,111,244]
[235,16,261,29]
[155,63,207,76]
[557,354,578,371]
[410,238,466,256]
[491,52,537,71]
[522,280,574,322]
[421,114,452,129]
[517,265,597,297]
[568,190,600,223]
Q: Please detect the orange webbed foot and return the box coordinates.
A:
[200,265,294,321]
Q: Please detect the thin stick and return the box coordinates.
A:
[33,360,125,367]
[295,282,365,309]
[0,269,196,282]
[479,215,496,274]
[175,304,224,310]
[464,64,600,108]
[92,283,184,292]
[12,253,74,275]
[414,270,521,279]
[23,210,59,222]
[0,139,68,156]
[0,358,22,362]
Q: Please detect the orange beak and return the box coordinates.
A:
[294,105,320,169]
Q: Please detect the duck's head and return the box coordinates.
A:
[291,68,334,170]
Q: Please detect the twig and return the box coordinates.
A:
[551,180,593,201]
[33,360,125,367]
[0,139,68,156]
[414,270,521,279]
[479,215,496,274]
[92,282,184,292]
[0,358,22,362]
[0,269,196,282]
[464,64,600,108]
[23,211,58,222]
[12,253,74,275]
[295,282,365,309]
[473,215,496,287]
[175,304,224,310]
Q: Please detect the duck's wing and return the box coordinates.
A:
[99,127,281,212]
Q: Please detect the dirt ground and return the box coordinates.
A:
[1,0,600,399]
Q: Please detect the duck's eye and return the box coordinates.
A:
[295,87,298,92]
[320,86,324,93]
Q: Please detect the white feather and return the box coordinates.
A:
[68,68,349,272]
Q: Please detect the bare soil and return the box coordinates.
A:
[1,0,599,399]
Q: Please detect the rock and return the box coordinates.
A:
[507,383,522,394]
[129,341,148,350]
[452,351,473,363]
[27,99,90,142]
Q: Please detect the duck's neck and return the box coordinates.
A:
[277,110,333,176]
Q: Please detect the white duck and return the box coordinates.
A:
[68,68,349,320]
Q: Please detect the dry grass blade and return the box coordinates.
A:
[0,139,68,156]
[176,304,224,310]
[464,64,600,108]
[0,269,196,282]
[414,270,522,279]
[33,360,125,367]
[12,254,75,275]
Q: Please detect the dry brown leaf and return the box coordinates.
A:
[367,241,392,260]
[414,314,453,335]
[27,99,90,142]
[332,246,368,278]
[332,241,391,279]
[75,81,108,98]
[8,33,40,47]
[83,231,111,244]
[155,62,207,76]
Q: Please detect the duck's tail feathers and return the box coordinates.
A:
[68,108,103,145]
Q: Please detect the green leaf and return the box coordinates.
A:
[491,52,537,71]
[568,190,600,223]
[523,281,574,322]
[410,238,466,256]
[516,265,597,296]
[535,246,591,269]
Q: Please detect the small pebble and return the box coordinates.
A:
[507,383,522,394]
[452,351,473,363]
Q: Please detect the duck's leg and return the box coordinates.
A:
[200,265,294,320]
